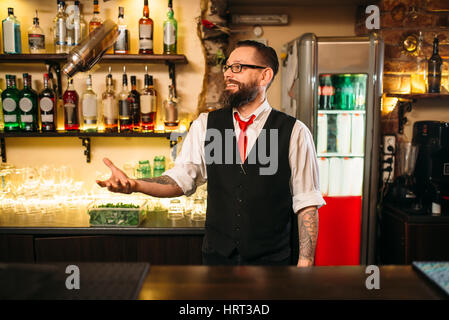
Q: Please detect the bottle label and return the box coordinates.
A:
[114,28,129,52]
[28,34,45,50]
[321,86,335,96]
[40,97,54,112]
[2,98,17,112]
[21,114,33,123]
[41,114,54,123]
[139,24,153,49]
[56,19,67,45]
[3,20,15,53]
[140,95,156,113]
[64,102,77,125]
[432,202,441,216]
[103,97,118,122]
[119,99,130,117]
[164,23,176,46]
[82,95,97,117]
[19,97,33,113]
[4,114,17,123]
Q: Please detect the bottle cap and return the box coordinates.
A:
[118,6,124,17]
[131,76,137,85]
[8,8,13,15]
[144,74,153,86]
[123,73,128,85]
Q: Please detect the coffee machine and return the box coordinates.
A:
[412,121,449,215]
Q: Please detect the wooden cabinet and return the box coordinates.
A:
[0,234,35,262]
[380,205,449,264]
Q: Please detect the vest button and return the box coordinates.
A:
[238,198,243,203]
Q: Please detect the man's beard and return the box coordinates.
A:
[221,80,259,109]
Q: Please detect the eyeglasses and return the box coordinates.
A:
[222,63,267,73]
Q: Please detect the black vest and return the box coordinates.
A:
[204,107,297,261]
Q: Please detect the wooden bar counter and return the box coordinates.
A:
[138,265,447,300]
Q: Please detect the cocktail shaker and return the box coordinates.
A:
[63,19,119,78]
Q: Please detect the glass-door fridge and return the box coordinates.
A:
[281,33,384,265]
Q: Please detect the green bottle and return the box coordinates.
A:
[1,75,20,131]
[19,74,39,132]
[163,0,177,54]
[0,86,3,132]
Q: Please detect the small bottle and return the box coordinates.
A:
[118,66,132,132]
[89,0,103,34]
[63,78,80,131]
[1,75,21,131]
[130,76,141,132]
[102,67,118,133]
[73,0,87,46]
[2,8,22,54]
[114,7,129,54]
[163,0,177,54]
[19,74,39,132]
[139,0,154,54]
[163,84,179,131]
[28,10,45,54]
[39,73,57,132]
[82,74,98,132]
[428,36,442,93]
[140,67,157,132]
[54,0,68,53]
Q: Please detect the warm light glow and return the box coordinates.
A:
[381,96,398,115]
[411,73,426,94]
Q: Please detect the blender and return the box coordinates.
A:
[387,142,422,211]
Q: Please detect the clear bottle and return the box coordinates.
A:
[102,67,118,133]
[19,74,39,132]
[82,74,98,132]
[89,0,103,34]
[28,10,45,54]
[63,78,80,131]
[1,75,21,131]
[114,7,129,54]
[411,32,427,94]
[118,66,132,132]
[2,8,22,54]
[140,67,157,132]
[130,76,141,132]
[163,0,177,54]
[139,0,154,54]
[163,84,179,131]
[71,0,87,46]
[54,0,68,53]
[39,73,57,132]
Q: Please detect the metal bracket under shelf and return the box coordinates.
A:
[396,99,413,134]
[79,137,91,163]
[1,137,6,163]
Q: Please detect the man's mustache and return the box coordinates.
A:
[225,79,241,87]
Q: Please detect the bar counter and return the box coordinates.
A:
[140,265,445,300]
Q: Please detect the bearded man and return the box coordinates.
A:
[97,40,325,267]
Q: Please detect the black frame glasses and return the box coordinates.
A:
[222,63,267,73]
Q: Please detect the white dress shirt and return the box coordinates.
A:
[163,100,326,213]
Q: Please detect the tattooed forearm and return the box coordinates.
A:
[298,207,319,263]
[139,175,178,186]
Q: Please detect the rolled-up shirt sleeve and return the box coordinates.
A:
[289,120,326,213]
[163,113,208,196]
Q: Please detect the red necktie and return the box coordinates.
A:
[234,112,256,164]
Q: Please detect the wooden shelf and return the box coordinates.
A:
[0,131,172,138]
[386,93,449,100]
[0,53,188,64]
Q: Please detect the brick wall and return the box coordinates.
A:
[356,0,449,134]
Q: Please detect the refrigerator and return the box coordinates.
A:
[281,33,384,265]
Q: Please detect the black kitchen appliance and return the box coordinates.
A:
[412,121,449,216]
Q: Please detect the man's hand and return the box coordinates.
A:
[96,158,137,194]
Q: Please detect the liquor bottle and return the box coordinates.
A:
[428,36,442,93]
[1,75,20,131]
[140,68,157,132]
[411,31,427,94]
[89,0,103,34]
[318,74,334,110]
[340,74,354,110]
[82,74,98,132]
[73,0,87,46]
[130,76,141,132]
[18,74,39,132]
[114,7,129,54]
[163,0,178,54]
[102,67,118,133]
[28,10,45,54]
[2,8,22,54]
[163,84,179,131]
[54,0,68,54]
[0,87,3,132]
[39,73,57,132]
[118,67,132,132]
[139,0,154,54]
[63,78,80,131]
